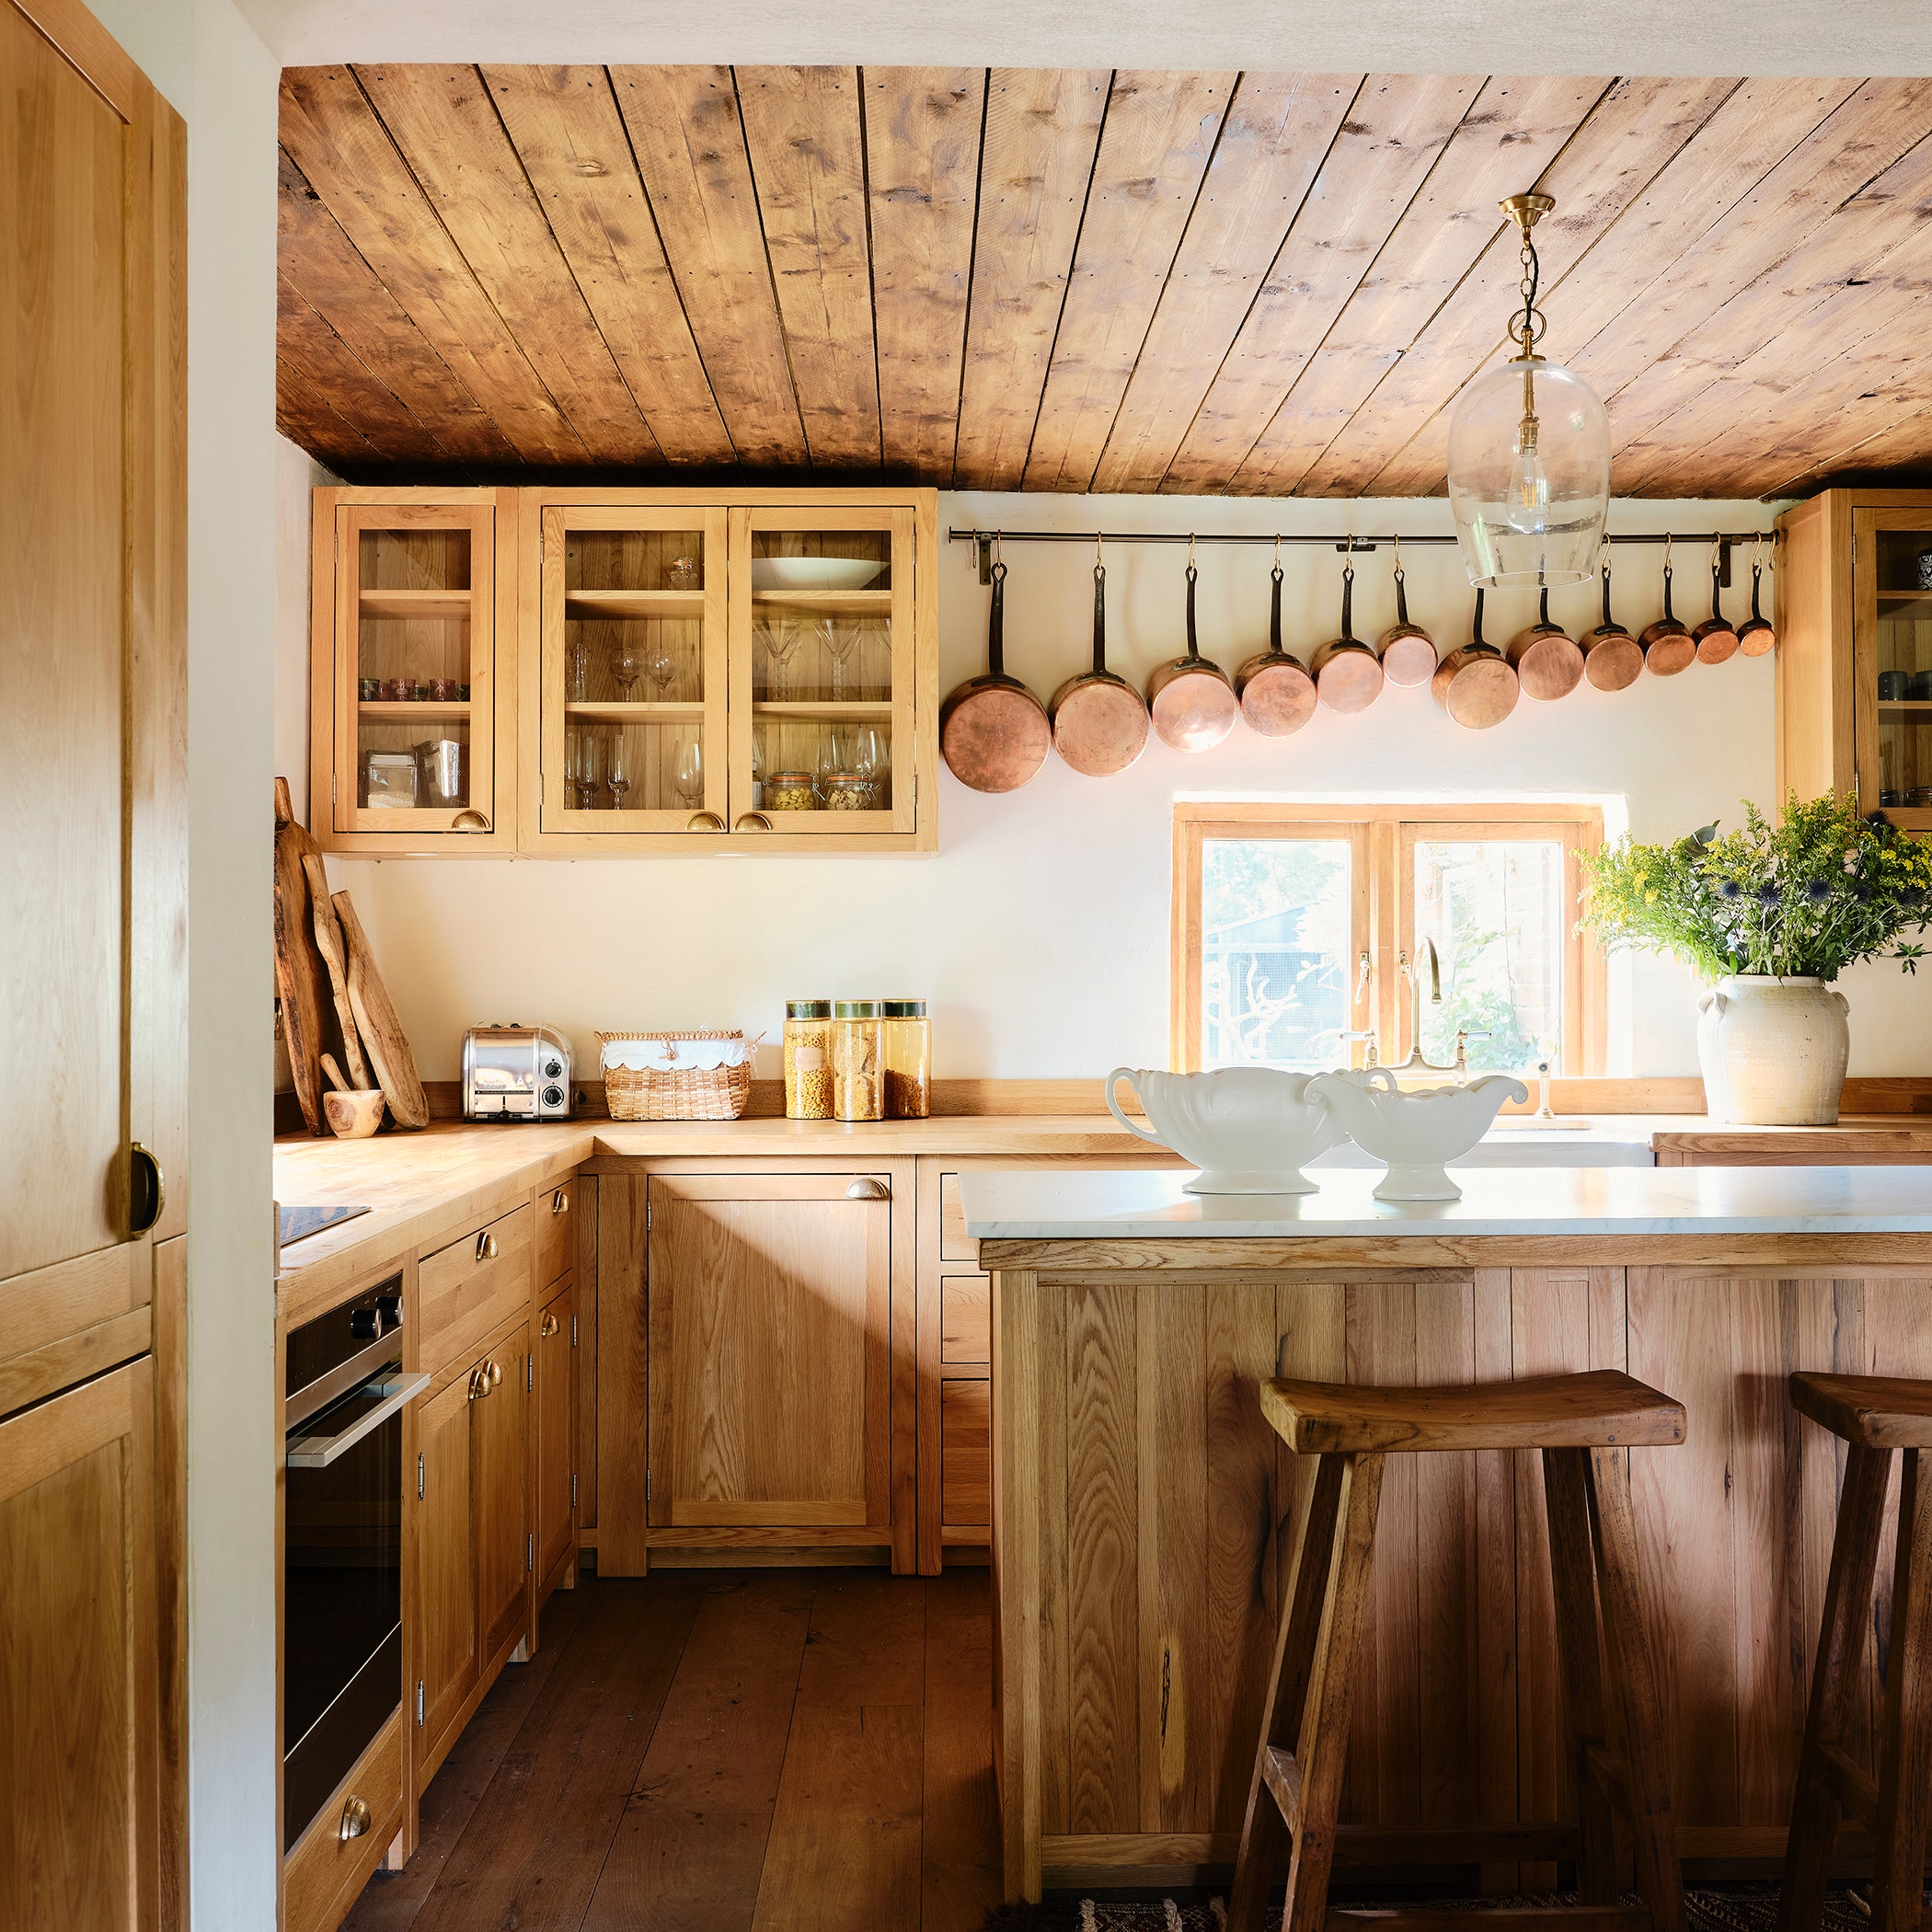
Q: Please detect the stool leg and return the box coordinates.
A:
[1545,1447,1616,1904]
[1779,1443,1892,1932]
[1876,1449,1932,1932]
[1228,1453,1347,1932]
[1586,1444,1685,1932]
[1280,1451,1386,1932]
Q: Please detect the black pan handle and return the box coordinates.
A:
[1271,563,1283,653]
[986,558,1006,679]
[1472,587,1487,650]
[1601,547,1615,628]
[1092,562,1108,674]
[1185,561,1200,661]
[1539,588,1552,627]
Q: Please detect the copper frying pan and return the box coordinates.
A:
[1432,589,1519,730]
[1376,536,1438,687]
[1235,542,1317,736]
[1309,542,1384,713]
[1050,543,1150,776]
[1146,544,1238,753]
[1578,545,1642,692]
[940,551,1051,793]
[1640,536,1696,676]
[1690,537,1740,664]
[1507,589,1584,700]
[1736,535,1776,656]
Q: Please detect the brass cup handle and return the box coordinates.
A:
[452,810,491,832]
[339,1794,371,1842]
[488,1358,502,1389]
[540,1310,559,1340]
[129,1142,165,1236]
[551,1189,569,1213]
[733,811,773,832]
[476,1231,498,1263]
[467,1366,489,1401]
[845,1178,890,1201]
[685,811,726,832]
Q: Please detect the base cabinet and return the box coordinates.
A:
[475,1322,530,1664]
[535,1279,577,1600]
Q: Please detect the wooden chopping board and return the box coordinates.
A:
[302,853,373,1091]
[331,888,429,1130]
[272,777,333,1136]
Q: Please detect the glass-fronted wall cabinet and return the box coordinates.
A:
[310,489,517,851]
[1777,487,1932,838]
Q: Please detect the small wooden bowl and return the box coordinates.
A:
[324,1087,387,1139]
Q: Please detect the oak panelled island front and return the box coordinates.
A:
[967,1166,1932,1903]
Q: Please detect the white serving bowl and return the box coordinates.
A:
[750,557,886,592]
[1106,1065,1348,1194]
[1305,1069,1529,1201]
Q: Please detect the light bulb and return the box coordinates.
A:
[1505,442,1550,535]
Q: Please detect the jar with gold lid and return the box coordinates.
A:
[880,999,930,1118]
[832,999,883,1121]
[783,1000,834,1119]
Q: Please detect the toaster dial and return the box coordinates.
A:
[542,1084,565,1110]
[543,1055,564,1079]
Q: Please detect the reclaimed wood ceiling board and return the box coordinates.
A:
[276,65,1932,498]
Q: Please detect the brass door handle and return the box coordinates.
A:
[733,811,773,832]
[129,1143,165,1236]
[845,1178,890,1201]
[540,1310,559,1340]
[551,1189,569,1213]
[476,1231,498,1263]
[685,811,726,832]
[452,810,490,832]
[489,1358,502,1389]
[339,1794,371,1842]
[467,1366,489,1400]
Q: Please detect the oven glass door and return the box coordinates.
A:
[284,1374,403,1849]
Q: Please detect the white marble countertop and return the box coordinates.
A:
[961,1164,1932,1241]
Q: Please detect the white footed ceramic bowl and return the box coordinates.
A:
[1305,1070,1528,1201]
[1106,1065,1347,1194]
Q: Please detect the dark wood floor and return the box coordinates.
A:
[343,1565,1002,1932]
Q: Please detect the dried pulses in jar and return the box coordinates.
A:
[784,1000,834,1119]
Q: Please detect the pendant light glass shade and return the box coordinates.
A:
[1448,353,1610,589]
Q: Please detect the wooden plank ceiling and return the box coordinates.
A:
[277,66,1932,498]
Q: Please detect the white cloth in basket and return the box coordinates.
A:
[600,1034,758,1074]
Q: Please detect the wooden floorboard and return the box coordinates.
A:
[343,1568,999,1932]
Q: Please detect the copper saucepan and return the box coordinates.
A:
[1736,535,1776,656]
[1376,535,1438,687]
[1640,535,1696,676]
[1146,543,1239,753]
[1050,542,1150,776]
[1691,537,1740,664]
[1578,545,1642,692]
[1235,541,1317,736]
[1507,588,1584,701]
[1310,541,1384,713]
[1432,588,1520,730]
[939,549,1051,793]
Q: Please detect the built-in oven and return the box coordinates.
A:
[282,1274,427,1850]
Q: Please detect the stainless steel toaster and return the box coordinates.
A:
[462,1025,574,1121]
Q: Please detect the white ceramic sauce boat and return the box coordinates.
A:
[1305,1069,1528,1201]
[1106,1065,1347,1194]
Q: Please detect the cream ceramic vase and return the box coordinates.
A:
[1696,975,1849,1126]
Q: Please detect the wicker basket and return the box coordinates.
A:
[597,1029,761,1121]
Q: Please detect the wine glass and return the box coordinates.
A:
[646,634,678,701]
[814,730,845,800]
[572,728,604,809]
[566,631,591,702]
[825,619,863,701]
[613,635,645,700]
[674,738,703,811]
[605,730,632,811]
[849,725,884,809]
[759,619,801,701]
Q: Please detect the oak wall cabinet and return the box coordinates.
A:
[308,486,938,855]
[1777,486,1932,835]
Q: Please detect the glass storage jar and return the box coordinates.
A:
[832,1000,883,1121]
[765,770,818,812]
[783,1000,834,1120]
[881,999,930,1118]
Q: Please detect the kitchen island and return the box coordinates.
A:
[966,1166,1932,1903]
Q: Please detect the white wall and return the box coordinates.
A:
[274,437,334,822]
[285,484,1930,1086]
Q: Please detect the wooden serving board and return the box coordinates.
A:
[273,777,333,1136]
[302,853,373,1090]
[331,888,429,1130]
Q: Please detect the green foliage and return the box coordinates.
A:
[1579,793,1932,983]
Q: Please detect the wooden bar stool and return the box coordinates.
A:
[1228,1368,1688,1932]
[1782,1373,1932,1932]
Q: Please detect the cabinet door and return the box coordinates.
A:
[328,499,510,844]
[473,1323,529,1662]
[1,1358,156,1932]
[535,504,729,839]
[728,506,920,841]
[535,1282,576,1586]
[1854,505,1932,834]
[648,1175,890,1528]
[415,1372,477,1762]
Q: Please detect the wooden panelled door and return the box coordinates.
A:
[414,1374,478,1768]
[474,1324,530,1663]
[646,1175,891,1531]
[1,2,186,1928]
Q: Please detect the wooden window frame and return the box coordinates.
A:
[1171,800,1606,1075]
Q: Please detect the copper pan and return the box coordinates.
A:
[939,553,1051,793]
[1640,536,1696,676]
[1690,537,1740,664]
[1050,546,1150,776]
[1145,546,1238,753]
[1506,588,1585,700]
[1309,542,1384,714]
[1375,536,1438,687]
[1577,545,1642,692]
[1235,545,1317,736]
[1736,535,1777,656]
[1432,588,1519,730]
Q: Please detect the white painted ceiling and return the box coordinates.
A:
[236,0,1932,75]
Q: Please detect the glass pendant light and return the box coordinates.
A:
[1447,192,1610,590]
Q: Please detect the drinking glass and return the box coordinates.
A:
[566,632,591,702]
[674,738,704,810]
[665,555,700,592]
[605,730,632,811]
[572,728,604,809]
[850,725,884,808]
[759,619,802,701]
[825,619,863,701]
[647,636,678,700]
[613,635,645,700]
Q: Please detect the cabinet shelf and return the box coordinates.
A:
[752,589,892,615]
[565,589,706,619]
[359,699,472,721]
[1880,700,1932,712]
[753,700,893,719]
[566,699,706,724]
[360,588,474,619]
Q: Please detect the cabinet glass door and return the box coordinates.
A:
[1857,511,1932,834]
[729,508,916,836]
[335,505,496,834]
[540,507,728,834]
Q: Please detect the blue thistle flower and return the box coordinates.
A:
[1806,878,1833,903]
[1754,880,1781,904]
[1717,878,1743,900]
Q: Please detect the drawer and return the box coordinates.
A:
[938,1173,978,1263]
[283,1708,403,1932]
[940,1275,989,1365]
[940,1377,989,1525]
[536,1179,576,1290]
[419,1203,531,1378]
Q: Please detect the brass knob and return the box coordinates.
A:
[339,1794,371,1842]
[467,1366,488,1401]
[477,1231,498,1262]
[552,1189,569,1213]
[733,811,773,832]
[540,1310,559,1340]
[845,1178,890,1201]
[452,810,490,832]
[129,1143,165,1236]
[684,810,726,832]
[488,1359,502,1389]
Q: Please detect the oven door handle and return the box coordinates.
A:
[286,1372,431,1469]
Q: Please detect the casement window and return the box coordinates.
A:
[1171,801,1606,1076]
